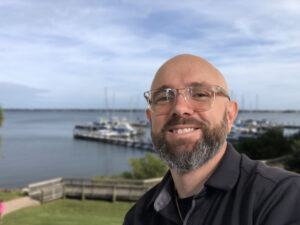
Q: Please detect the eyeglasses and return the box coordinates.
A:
[144,84,230,115]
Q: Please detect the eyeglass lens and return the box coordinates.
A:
[149,86,215,115]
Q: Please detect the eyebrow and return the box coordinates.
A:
[152,85,172,91]
[188,82,211,87]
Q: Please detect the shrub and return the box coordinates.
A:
[235,128,292,160]
[127,152,168,179]
[98,153,168,180]
[0,106,3,127]
[285,140,300,173]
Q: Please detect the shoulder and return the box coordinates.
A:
[123,174,171,225]
[239,154,300,224]
[124,184,158,223]
[240,153,300,187]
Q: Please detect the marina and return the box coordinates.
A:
[74,116,146,137]
[1,110,300,189]
[73,116,153,151]
[73,117,300,148]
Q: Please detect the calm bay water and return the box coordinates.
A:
[0,110,148,189]
[0,110,299,189]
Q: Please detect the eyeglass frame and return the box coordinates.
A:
[144,83,231,114]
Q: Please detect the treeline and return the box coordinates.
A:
[235,128,300,173]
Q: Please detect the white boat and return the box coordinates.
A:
[227,119,270,143]
[75,117,140,138]
[95,129,120,137]
[227,124,260,143]
[112,117,138,136]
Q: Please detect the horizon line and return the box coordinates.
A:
[2,108,300,113]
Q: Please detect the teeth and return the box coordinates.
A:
[173,128,195,134]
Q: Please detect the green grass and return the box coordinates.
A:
[2,199,134,225]
[0,190,25,201]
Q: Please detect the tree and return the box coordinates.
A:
[127,153,168,179]
[285,140,300,173]
[112,153,168,179]
[235,128,292,160]
[0,106,3,127]
[101,153,167,180]
[290,130,300,140]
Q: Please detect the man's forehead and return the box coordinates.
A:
[151,54,229,92]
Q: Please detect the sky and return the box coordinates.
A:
[0,0,299,110]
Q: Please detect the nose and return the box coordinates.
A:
[171,92,194,117]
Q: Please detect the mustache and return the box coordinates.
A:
[162,116,209,132]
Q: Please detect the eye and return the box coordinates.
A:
[191,89,212,100]
[152,89,175,104]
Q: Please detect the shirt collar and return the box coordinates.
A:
[146,171,173,210]
[147,143,241,210]
[204,142,241,191]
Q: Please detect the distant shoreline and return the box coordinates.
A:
[2,108,300,113]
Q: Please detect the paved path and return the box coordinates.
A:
[3,197,40,215]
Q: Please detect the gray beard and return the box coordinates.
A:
[151,112,228,173]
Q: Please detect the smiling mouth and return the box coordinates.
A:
[170,128,199,134]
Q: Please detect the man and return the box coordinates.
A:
[123,54,300,225]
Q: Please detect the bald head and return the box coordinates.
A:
[151,54,229,95]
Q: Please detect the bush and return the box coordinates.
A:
[127,152,168,179]
[285,140,300,173]
[97,153,167,180]
[235,128,292,160]
[0,106,3,127]
[108,153,167,179]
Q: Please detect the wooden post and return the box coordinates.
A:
[63,184,66,199]
[40,190,44,204]
[81,186,85,201]
[112,186,117,203]
[128,187,132,201]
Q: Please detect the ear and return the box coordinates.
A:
[226,101,238,133]
[146,108,152,122]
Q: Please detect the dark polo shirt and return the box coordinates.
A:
[123,143,300,225]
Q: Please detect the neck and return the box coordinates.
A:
[171,142,227,198]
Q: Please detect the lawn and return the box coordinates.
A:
[0,190,25,201]
[2,199,134,225]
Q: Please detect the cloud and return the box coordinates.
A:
[0,82,48,108]
[0,0,299,109]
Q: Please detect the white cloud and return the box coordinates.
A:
[0,82,48,108]
[0,0,299,109]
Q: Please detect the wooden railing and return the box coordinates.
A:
[28,177,162,203]
[28,177,64,203]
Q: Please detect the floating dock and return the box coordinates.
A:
[73,131,154,152]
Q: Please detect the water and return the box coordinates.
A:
[0,110,299,189]
[0,110,148,189]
